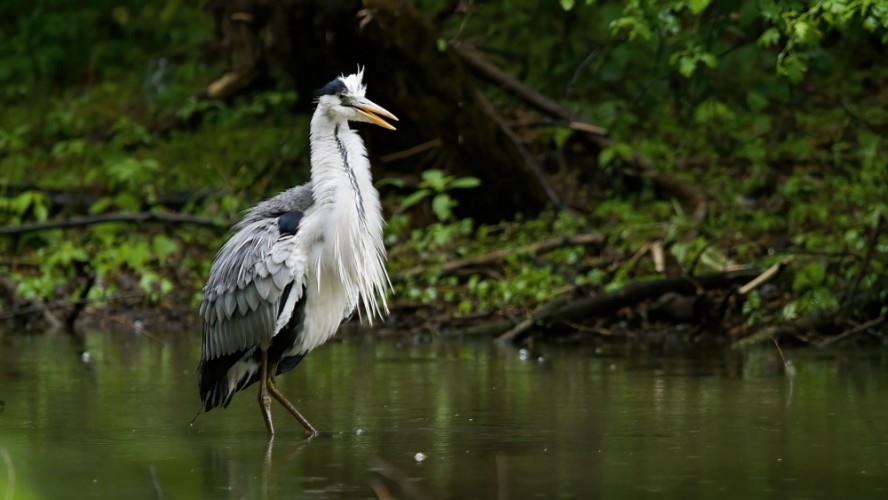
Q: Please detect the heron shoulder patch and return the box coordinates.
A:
[277,211,304,236]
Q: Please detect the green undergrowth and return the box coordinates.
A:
[2,1,887,341]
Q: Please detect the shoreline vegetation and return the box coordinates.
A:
[1,1,886,349]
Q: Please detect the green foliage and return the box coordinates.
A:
[2,0,887,336]
[399,169,481,223]
[0,1,312,311]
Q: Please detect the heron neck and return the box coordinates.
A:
[306,112,389,321]
[309,115,372,215]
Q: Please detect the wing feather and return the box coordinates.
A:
[199,215,309,360]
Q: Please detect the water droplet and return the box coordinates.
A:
[518,349,530,361]
[414,452,427,462]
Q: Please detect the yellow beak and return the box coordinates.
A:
[353,98,399,130]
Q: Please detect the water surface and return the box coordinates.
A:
[1,330,886,498]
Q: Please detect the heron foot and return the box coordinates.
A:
[267,378,319,436]
[259,350,275,436]
[258,383,275,436]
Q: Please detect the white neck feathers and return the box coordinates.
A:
[307,113,390,322]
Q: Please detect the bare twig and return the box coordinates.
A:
[772,337,794,406]
[474,89,564,208]
[496,454,509,500]
[651,241,665,273]
[844,212,883,306]
[149,465,163,500]
[0,212,230,236]
[739,257,793,295]
[369,458,433,500]
[456,45,608,139]
[79,310,166,347]
[1,449,14,500]
[66,272,96,331]
[369,478,395,500]
[380,139,442,163]
[638,169,708,227]
[496,296,570,345]
[816,315,886,348]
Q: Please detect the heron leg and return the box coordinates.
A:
[267,378,319,436]
[258,349,275,436]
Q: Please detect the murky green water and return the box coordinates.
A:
[1,330,886,499]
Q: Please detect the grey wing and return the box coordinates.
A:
[199,217,308,360]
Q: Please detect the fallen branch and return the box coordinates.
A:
[380,139,442,163]
[457,44,709,229]
[816,315,886,348]
[554,269,760,322]
[732,309,837,349]
[498,268,761,344]
[474,89,564,209]
[398,232,604,279]
[66,272,96,331]
[0,276,62,330]
[496,296,571,344]
[0,212,230,236]
[844,212,882,306]
[456,44,608,140]
[639,169,708,224]
[738,257,793,295]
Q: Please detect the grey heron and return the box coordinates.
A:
[197,69,397,436]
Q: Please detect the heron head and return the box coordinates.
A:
[316,68,398,130]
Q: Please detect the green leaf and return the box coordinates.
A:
[420,169,448,191]
[399,189,431,211]
[745,91,768,112]
[599,148,615,166]
[757,27,781,47]
[688,0,711,15]
[678,56,697,77]
[375,177,405,188]
[114,192,141,212]
[89,197,113,214]
[431,194,453,222]
[448,177,481,189]
[152,235,178,261]
[778,53,808,83]
[553,128,573,149]
[33,202,48,221]
[699,52,718,68]
[560,0,575,10]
